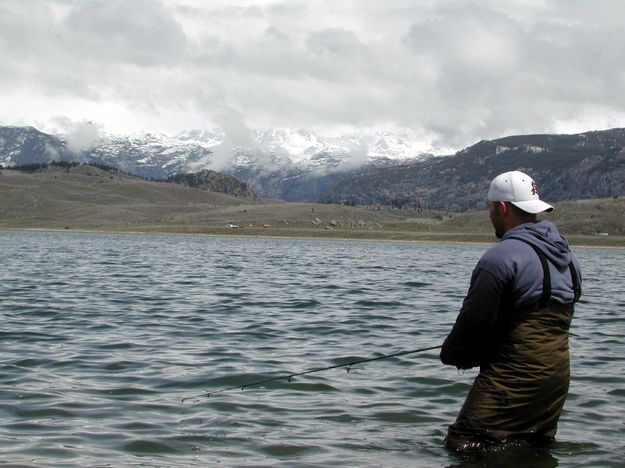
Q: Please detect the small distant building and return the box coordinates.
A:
[594,231,609,236]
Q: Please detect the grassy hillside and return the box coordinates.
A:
[1,165,623,247]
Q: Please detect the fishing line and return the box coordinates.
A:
[181,344,441,402]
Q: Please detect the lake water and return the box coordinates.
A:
[0,230,623,467]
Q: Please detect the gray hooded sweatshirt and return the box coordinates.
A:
[440,220,582,369]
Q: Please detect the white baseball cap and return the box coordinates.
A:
[487,171,554,214]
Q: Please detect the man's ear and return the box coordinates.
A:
[498,201,510,216]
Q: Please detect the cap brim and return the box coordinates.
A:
[510,200,554,214]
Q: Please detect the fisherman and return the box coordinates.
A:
[440,170,582,451]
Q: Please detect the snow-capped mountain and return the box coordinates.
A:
[86,131,221,178]
[0,126,68,167]
[80,127,442,179]
[0,125,443,200]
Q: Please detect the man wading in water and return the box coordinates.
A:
[440,170,582,451]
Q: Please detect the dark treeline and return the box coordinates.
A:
[6,160,121,174]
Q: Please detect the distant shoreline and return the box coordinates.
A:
[2,226,622,249]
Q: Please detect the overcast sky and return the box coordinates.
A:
[2,0,625,151]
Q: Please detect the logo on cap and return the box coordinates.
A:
[531,181,539,196]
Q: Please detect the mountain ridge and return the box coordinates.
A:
[1,125,624,208]
[321,128,625,210]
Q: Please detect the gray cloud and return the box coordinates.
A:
[61,0,188,66]
[1,0,625,152]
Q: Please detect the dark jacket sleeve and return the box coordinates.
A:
[440,267,506,369]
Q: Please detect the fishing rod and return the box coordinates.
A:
[181,344,441,402]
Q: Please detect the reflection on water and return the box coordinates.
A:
[0,231,623,466]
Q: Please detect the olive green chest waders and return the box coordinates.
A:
[445,240,581,451]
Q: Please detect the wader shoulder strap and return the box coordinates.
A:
[507,237,551,306]
[568,262,581,303]
[507,237,581,305]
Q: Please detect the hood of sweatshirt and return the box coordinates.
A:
[502,220,572,270]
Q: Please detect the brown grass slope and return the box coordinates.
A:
[0,165,623,247]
